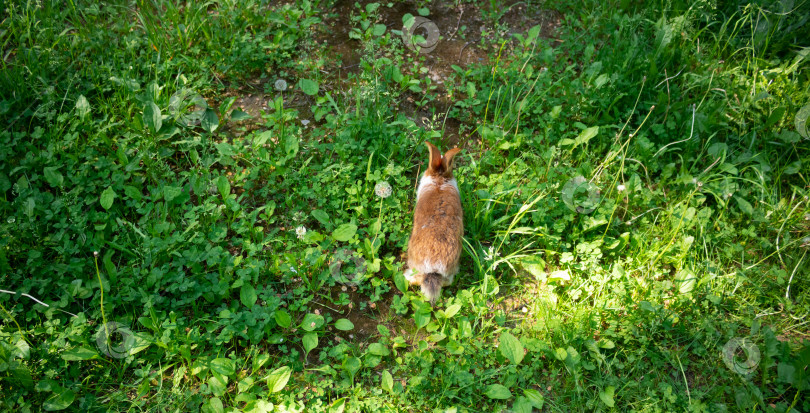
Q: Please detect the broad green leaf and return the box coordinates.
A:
[127,332,152,356]
[329,397,346,413]
[735,195,754,215]
[298,79,319,96]
[124,185,143,201]
[61,346,98,361]
[217,176,231,198]
[283,133,299,156]
[393,270,408,294]
[414,310,430,329]
[381,370,393,393]
[144,101,162,133]
[373,24,387,36]
[229,109,252,121]
[417,7,429,16]
[208,373,227,396]
[367,343,389,356]
[777,362,795,384]
[100,186,116,210]
[201,108,219,133]
[675,269,696,294]
[163,185,182,202]
[548,269,571,283]
[302,333,318,356]
[443,304,461,319]
[253,353,270,372]
[266,366,291,393]
[275,310,291,328]
[599,339,615,349]
[43,167,63,187]
[240,283,257,308]
[523,389,545,409]
[342,357,361,381]
[75,95,90,118]
[43,387,75,411]
[527,24,542,41]
[301,313,325,331]
[599,385,615,407]
[312,209,330,226]
[512,396,533,413]
[402,13,415,28]
[499,332,525,365]
[210,358,235,376]
[254,130,272,146]
[576,126,599,147]
[334,319,354,331]
[485,384,513,400]
[428,333,446,342]
[594,74,609,88]
[446,340,464,355]
[332,223,357,242]
[208,397,224,413]
[9,364,33,389]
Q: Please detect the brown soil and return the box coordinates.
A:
[218,0,563,350]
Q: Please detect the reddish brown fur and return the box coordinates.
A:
[406,142,463,304]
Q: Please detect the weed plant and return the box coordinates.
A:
[1,0,808,412]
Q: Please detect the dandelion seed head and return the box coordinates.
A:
[374,181,393,198]
[274,79,288,91]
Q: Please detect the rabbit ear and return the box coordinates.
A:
[425,142,443,171]
[442,148,461,171]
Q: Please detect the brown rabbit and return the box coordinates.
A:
[404,142,463,305]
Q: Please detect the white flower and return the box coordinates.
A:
[483,246,499,261]
[617,184,626,192]
[374,181,392,198]
[274,79,288,91]
[295,225,307,240]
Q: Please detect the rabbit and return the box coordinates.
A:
[404,142,463,305]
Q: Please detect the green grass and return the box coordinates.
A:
[1,0,809,411]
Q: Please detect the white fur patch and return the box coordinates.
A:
[417,259,447,276]
[416,175,435,200]
[416,175,459,200]
[403,268,417,281]
[446,178,459,194]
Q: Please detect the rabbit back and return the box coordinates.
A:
[406,175,463,280]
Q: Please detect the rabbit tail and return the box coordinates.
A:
[421,272,443,305]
